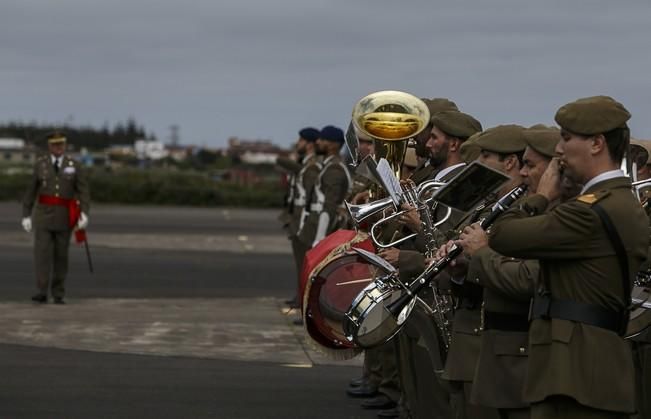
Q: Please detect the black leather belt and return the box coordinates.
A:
[530,295,626,335]
[484,311,529,332]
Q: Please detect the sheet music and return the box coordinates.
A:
[353,247,397,274]
[376,158,402,206]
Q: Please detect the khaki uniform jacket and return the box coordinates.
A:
[442,199,496,383]
[288,154,321,237]
[23,154,90,231]
[489,176,649,413]
[467,247,536,409]
[409,160,435,185]
[298,154,350,246]
[276,156,302,226]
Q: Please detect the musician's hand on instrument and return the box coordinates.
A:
[439,240,468,278]
[377,247,400,267]
[537,157,562,202]
[351,190,370,205]
[435,241,454,260]
[457,223,488,257]
[398,204,421,232]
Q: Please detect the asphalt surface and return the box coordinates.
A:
[0,202,375,419]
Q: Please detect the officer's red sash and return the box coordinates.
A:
[38,194,86,243]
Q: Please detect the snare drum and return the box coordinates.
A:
[343,275,416,348]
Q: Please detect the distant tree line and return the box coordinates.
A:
[0,118,156,150]
[0,169,285,208]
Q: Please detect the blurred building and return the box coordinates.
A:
[227,137,289,164]
[0,138,36,164]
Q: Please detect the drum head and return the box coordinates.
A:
[355,288,405,348]
[305,252,380,351]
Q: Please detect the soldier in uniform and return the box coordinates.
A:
[445,126,560,419]
[276,127,321,308]
[297,125,351,249]
[379,110,482,419]
[21,131,90,304]
[488,96,648,419]
[437,125,528,419]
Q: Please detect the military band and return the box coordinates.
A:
[285,93,651,419]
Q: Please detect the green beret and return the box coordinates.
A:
[475,124,527,154]
[431,110,482,139]
[460,131,482,163]
[421,98,459,116]
[554,95,631,135]
[523,126,560,158]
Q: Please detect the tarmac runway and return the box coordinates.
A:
[0,202,374,419]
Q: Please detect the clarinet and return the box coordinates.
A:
[387,184,528,317]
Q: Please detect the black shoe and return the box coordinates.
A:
[377,406,402,418]
[361,394,396,410]
[31,294,47,303]
[53,297,65,305]
[292,318,303,326]
[284,297,298,306]
[349,377,366,387]
[346,384,378,398]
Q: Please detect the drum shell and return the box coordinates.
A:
[301,232,375,353]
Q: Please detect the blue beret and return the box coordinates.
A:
[320,125,344,144]
[299,127,320,142]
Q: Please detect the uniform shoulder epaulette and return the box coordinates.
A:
[576,190,610,205]
[37,155,48,162]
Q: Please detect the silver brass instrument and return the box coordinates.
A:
[344,184,528,348]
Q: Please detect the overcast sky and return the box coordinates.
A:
[1,0,650,147]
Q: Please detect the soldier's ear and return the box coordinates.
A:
[589,134,607,156]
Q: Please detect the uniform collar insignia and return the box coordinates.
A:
[577,193,599,204]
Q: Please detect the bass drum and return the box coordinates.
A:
[302,239,376,359]
[626,285,651,338]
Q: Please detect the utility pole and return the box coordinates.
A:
[169,124,180,146]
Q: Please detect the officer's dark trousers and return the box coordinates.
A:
[363,347,382,390]
[398,308,451,419]
[34,228,72,298]
[377,339,401,403]
[449,381,500,419]
[290,237,307,300]
[632,339,651,419]
[531,396,628,419]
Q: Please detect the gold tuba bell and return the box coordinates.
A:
[351,90,430,181]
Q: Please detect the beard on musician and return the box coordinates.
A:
[426,125,451,168]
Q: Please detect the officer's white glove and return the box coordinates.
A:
[21,217,32,233]
[77,212,89,229]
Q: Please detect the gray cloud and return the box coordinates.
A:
[1,0,650,146]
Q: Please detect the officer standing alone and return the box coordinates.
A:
[22,131,90,304]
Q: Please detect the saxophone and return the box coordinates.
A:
[402,180,455,356]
